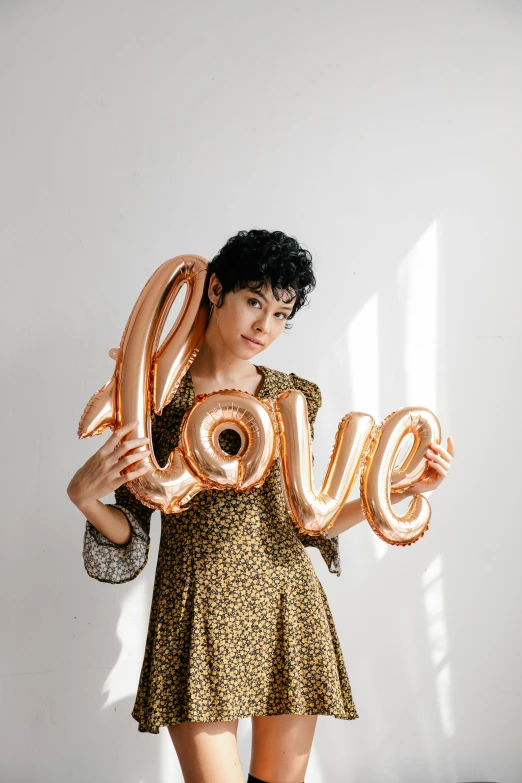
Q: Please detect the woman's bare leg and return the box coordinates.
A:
[167,719,244,783]
[250,714,318,783]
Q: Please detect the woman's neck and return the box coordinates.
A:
[189,323,262,396]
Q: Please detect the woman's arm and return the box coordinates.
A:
[74,496,133,545]
[326,489,415,537]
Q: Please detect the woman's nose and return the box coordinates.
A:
[254,314,270,332]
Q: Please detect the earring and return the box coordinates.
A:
[215,307,219,325]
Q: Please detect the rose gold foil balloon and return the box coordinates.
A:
[274,389,376,535]
[78,255,210,513]
[359,407,442,545]
[179,390,278,491]
[77,253,443,532]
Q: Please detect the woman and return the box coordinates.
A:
[67,229,454,783]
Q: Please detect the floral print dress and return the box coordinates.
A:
[83,365,359,733]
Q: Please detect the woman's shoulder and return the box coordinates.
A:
[258,365,322,403]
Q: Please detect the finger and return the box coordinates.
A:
[427,452,450,470]
[447,436,455,456]
[117,460,149,480]
[429,462,447,477]
[115,420,142,444]
[116,450,151,472]
[113,436,151,458]
[115,462,150,486]
[116,444,151,465]
[103,420,140,451]
[429,441,451,461]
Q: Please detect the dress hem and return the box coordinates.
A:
[132,707,360,734]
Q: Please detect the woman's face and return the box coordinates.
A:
[208,273,296,359]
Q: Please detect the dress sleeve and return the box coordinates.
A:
[288,373,342,577]
[82,405,164,585]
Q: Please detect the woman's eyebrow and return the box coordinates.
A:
[247,287,295,310]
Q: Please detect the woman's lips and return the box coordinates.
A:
[242,335,263,347]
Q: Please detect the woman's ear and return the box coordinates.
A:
[208,273,223,306]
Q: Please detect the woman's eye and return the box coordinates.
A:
[247,297,287,320]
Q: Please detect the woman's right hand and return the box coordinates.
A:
[67,420,151,508]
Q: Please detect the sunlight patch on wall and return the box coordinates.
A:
[422,555,455,736]
[436,662,455,738]
[101,580,149,709]
[305,744,327,783]
[160,727,184,782]
[346,292,387,559]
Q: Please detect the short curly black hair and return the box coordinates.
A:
[206,229,316,330]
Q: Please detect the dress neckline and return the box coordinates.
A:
[186,364,267,401]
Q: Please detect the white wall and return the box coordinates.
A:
[1,1,520,781]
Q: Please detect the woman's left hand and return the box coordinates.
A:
[407,436,455,495]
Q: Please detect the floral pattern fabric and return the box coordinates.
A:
[83,365,359,732]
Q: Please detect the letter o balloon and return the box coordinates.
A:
[179,390,278,491]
